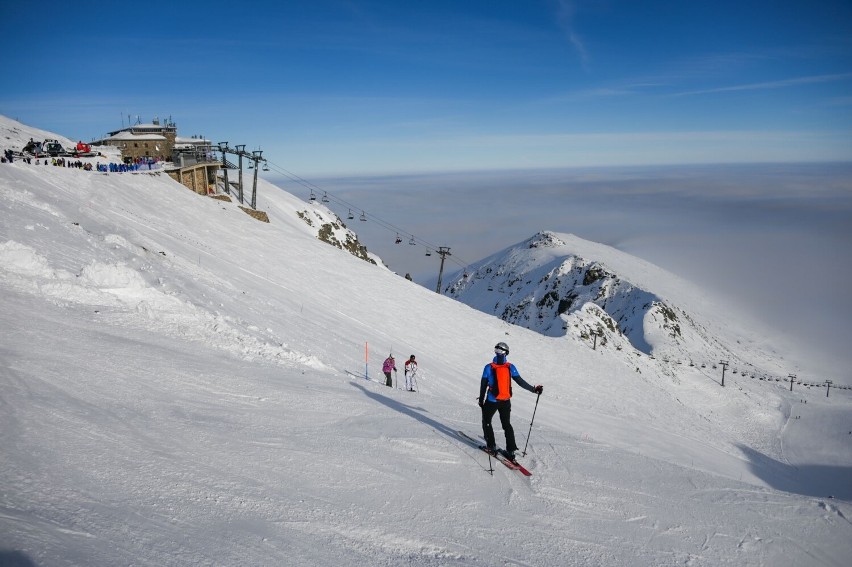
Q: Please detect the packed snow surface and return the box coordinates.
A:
[1,116,851,566]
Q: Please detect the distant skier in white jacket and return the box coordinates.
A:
[404,355,418,391]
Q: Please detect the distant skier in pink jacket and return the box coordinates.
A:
[382,355,397,388]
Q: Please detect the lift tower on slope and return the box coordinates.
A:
[435,247,452,294]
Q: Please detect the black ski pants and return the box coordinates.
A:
[481,400,517,452]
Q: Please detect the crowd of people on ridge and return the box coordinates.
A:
[2,148,163,173]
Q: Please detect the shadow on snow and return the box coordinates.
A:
[349,381,493,473]
[738,444,852,502]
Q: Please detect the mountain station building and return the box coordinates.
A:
[92,117,178,162]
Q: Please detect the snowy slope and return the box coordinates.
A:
[1,116,851,567]
[1,116,77,155]
[443,230,815,384]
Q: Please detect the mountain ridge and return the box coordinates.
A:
[443,230,793,382]
[2,115,851,566]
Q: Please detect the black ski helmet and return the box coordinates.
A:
[494,342,509,355]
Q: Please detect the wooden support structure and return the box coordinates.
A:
[166,162,220,195]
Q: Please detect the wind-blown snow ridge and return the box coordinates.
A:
[0,240,328,369]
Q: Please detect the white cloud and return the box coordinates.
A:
[672,72,852,97]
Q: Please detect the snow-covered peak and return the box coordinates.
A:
[444,230,783,378]
[525,230,566,248]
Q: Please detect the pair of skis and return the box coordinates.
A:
[456,431,532,476]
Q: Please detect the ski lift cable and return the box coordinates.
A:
[265,163,325,197]
[261,163,327,202]
[258,162,473,268]
[265,161,420,239]
[341,203,471,269]
[263,160,471,268]
[266,163,379,224]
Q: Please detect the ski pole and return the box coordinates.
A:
[521,393,541,457]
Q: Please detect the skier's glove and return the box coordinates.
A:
[534,385,543,395]
[478,398,484,407]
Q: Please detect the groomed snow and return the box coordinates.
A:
[1,116,851,566]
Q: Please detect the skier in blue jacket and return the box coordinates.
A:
[479,342,543,461]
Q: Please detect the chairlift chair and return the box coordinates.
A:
[322,192,330,203]
[425,249,431,256]
[309,190,317,201]
[262,163,269,172]
[395,234,402,244]
[347,209,354,220]
[359,211,367,221]
[408,237,416,245]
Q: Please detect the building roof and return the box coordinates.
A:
[104,132,167,141]
[106,123,177,137]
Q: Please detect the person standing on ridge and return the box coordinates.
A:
[479,342,543,462]
[382,354,397,388]
[404,355,418,391]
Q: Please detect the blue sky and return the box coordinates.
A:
[1,0,850,175]
[1,1,851,378]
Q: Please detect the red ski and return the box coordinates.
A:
[456,431,532,476]
[492,448,532,476]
